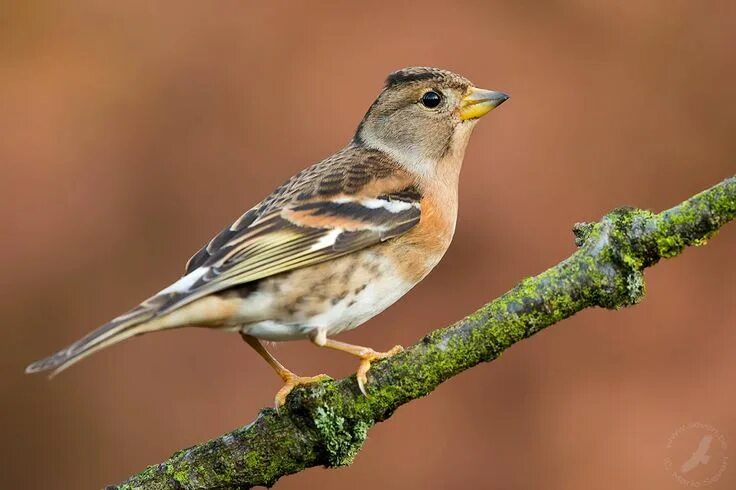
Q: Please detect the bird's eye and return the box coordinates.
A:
[420,91,442,109]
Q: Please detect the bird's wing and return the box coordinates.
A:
[158,147,420,316]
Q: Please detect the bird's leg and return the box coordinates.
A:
[309,330,403,395]
[240,333,330,407]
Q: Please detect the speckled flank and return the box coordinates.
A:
[235,250,414,340]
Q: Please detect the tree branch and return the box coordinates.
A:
[111,176,736,490]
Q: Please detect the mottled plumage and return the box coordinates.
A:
[27,67,508,405]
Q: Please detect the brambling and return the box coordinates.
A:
[26,67,508,406]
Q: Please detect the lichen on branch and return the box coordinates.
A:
[111,176,735,490]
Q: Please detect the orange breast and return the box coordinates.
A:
[386,192,457,283]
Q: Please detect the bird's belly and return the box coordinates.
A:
[239,248,418,341]
[243,321,312,341]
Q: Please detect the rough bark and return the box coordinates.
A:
[112,176,736,490]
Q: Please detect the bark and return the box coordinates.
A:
[112,176,736,490]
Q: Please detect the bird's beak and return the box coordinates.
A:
[459,88,509,120]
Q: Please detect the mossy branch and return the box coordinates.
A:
[111,176,736,490]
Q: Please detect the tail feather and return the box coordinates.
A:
[26,292,240,376]
[25,305,160,377]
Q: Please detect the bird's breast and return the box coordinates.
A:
[387,189,457,284]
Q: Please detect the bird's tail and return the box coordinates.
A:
[25,288,237,377]
[25,301,170,377]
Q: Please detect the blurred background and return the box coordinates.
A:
[1,1,735,488]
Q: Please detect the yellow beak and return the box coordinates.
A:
[459,87,509,120]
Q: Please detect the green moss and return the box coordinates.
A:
[692,234,713,247]
[312,405,370,467]
[625,271,646,304]
[572,221,595,247]
[653,178,735,255]
[243,448,264,469]
[112,463,172,489]
[656,234,685,258]
[172,468,190,485]
[621,252,644,271]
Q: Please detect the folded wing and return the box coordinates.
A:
[167,147,422,315]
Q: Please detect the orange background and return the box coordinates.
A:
[1,2,734,489]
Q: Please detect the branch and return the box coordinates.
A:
[112,176,736,490]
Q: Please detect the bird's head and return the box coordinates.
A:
[355,67,508,175]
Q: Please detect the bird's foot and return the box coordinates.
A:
[356,345,403,396]
[275,373,331,408]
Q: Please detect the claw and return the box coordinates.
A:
[274,373,331,408]
[356,345,403,395]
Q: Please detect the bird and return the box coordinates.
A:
[26,67,508,406]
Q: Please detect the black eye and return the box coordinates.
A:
[420,91,442,108]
